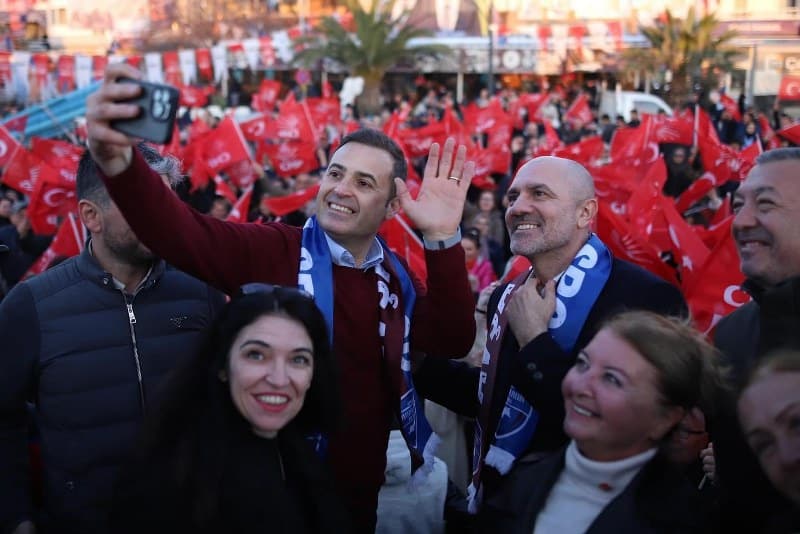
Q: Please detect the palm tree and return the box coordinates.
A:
[292,0,451,116]
[623,8,740,107]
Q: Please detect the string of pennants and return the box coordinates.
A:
[0,19,630,99]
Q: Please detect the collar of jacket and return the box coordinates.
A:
[743,276,800,312]
[76,241,166,292]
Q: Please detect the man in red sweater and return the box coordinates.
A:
[86,63,477,532]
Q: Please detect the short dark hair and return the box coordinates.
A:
[77,144,183,207]
[462,227,481,248]
[77,150,110,207]
[755,147,800,166]
[335,128,407,198]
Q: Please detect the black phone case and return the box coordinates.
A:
[110,78,180,145]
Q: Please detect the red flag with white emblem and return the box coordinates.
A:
[226,186,254,223]
[563,93,593,127]
[778,76,800,101]
[23,212,85,278]
[259,140,320,178]
[683,219,750,336]
[262,184,320,216]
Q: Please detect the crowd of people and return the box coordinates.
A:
[0,62,799,533]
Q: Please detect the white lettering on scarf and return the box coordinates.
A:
[550,243,599,330]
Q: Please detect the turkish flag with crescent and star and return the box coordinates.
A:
[778,76,800,101]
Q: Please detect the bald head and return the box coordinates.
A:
[515,156,595,206]
[505,156,599,273]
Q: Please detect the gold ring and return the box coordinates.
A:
[448,176,461,182]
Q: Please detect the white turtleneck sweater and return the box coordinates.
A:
[533,441,657,534]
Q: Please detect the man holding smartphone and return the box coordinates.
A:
[84,63,477,532]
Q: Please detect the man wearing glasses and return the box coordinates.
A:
[83,63,477,532]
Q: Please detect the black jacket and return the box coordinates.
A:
[110,422,350,534]
[415,257,686,496]
[712,276,800,533]
[480,448,709,533]
[0,247,224,534]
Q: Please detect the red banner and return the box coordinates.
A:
[195,48,213,80]
[91,56,107,82]
[777,75,800,101]
[162,51,182,87]
[32,53,49,88]
[56,55,75,93]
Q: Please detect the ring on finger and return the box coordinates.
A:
[448,176,461,182]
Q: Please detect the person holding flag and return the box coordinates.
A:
[85,62,477,533]
[413,156,686,515]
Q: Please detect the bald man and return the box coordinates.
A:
[415,157,687,512]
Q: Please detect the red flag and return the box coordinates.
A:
[262,184,320,216]
[683,219,750,335]
[626,157,668,237]
[226,186,254,223]
[552,136,604,165]
[719,92,741,122]
[539,120,563,153]
[226,159,257,190]
[259,141,320,178]
[27,163,77,235]
[322,80,334,99]
[305,97,341,130]
[195,48,213,80]
[161,51,182,87]
[91,56,107,82]
[127,55,142,70]
[652,114,694,145]
[520,92,549,123]
[595,201,679,285]
[31,53,49,88]
[266,99,316,141]
[757,113,781,150]
[202,117,252,175]
[777,75,800,101]
[694,107,720,146]
[777,123,800,145]
[254,79,282,112]
[0,124,22,167]
[379,214,427,281]
[1,147,42,196]
[56,55,75,93]
[179,85,209,107]
[675,172,718,213]
[30,137,82,181]
[0,51,11,84]
[397,121,447,158]
[462,99,512,134]
[563,93,593,126]
[213,175,238,205]
[240,114,271,141]
[659,196,710,289]
[537,25,552,51]
[23,212,84,278]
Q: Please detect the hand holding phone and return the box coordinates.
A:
[109,78,179,144]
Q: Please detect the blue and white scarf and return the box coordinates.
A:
[299,216,438,474]
[468,235,612,512]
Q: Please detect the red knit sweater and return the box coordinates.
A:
[101,152,476,531]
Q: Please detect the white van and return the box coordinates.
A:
[599,89,673,122]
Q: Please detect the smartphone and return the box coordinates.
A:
[109,78,179,145]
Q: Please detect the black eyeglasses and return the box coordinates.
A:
[238,283,314,301]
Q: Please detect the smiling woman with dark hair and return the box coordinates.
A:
[110,286,349,533]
